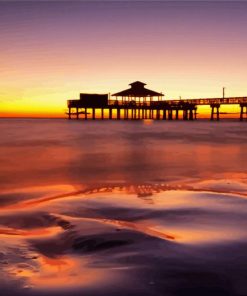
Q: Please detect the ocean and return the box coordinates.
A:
[0,118,247,295]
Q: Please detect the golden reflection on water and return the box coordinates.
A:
[143,119,153,125]
[12,255,108,291]
[1,178,247,293]
[0,226,62,238]
[2,180,247,213]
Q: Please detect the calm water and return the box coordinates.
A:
[0,119,247,296]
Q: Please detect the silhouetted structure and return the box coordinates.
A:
[66,81,247,121]
[210,104,220,121]
[240,103,247,121]
[80,93,108,107]
[67,93,108,119]
[111,81,164,105]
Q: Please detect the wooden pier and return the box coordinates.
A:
[67,81,247,121]
[67,105,197,121]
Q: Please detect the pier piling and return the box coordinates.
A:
[240,103,247,121]
[210,104,220,121]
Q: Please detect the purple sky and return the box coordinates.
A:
[0,1,247,115]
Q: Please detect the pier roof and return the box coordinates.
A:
[112,81,164,97]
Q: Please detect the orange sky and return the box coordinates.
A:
[0,1,247,118]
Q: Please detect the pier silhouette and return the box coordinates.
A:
[67,81,247,121]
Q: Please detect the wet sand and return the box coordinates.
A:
[0,119,247,295]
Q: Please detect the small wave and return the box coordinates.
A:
[1,183,247,213]
[53,213,176,241]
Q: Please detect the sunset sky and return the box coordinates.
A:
[0,1,247,117]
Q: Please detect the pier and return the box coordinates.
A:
[67,81,247,121]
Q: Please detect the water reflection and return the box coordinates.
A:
[13,255,109,291]
[0,179,247,294]
[0,120,247,190]
[1,120,247,295]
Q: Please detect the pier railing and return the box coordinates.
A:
[68,97,247,109]
[108,97,247,107]
[167,97,247,105]
[107,100,196,108]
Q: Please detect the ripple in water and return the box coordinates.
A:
[0,180,247,296]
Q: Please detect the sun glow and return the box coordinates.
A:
[1,1,247,118]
